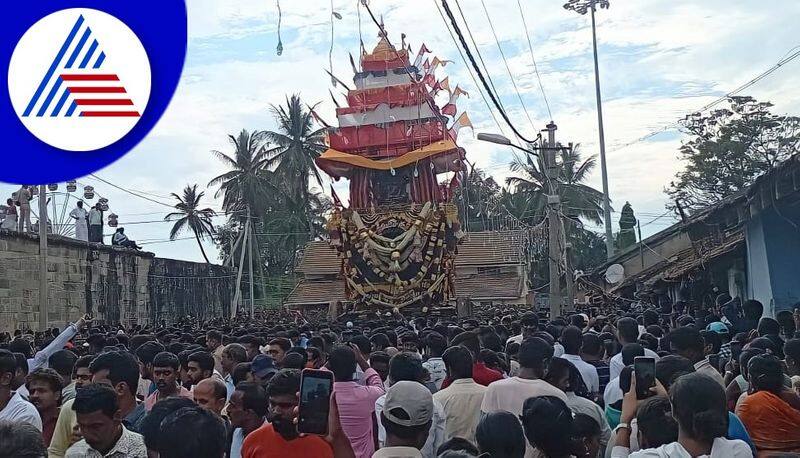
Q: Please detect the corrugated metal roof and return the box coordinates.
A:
[295,242,341,276]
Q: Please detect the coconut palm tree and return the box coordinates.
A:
[506,144,606,225]
[263,95,327,236]
[208,129,276,219]
[165,184,216,263]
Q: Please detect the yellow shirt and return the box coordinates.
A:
[48,399,77,458]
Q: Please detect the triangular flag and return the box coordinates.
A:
[414,43,431,67]
[439,76,451,94]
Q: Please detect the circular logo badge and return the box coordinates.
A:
[7,8,151,152]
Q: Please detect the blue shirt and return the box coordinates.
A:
[727,411,756,455]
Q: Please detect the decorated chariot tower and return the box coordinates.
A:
[315,29,473,309]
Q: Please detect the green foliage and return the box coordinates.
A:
[667,96,800,211]
[165,184,216,263]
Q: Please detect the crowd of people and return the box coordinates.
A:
[1,296,799,458]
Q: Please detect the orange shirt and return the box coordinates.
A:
[241,422,333,458]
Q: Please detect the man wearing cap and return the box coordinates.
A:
[251,355,279,390]
[373,381,434,458]
[707,321,731,360]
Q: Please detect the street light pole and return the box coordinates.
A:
[590,3,614,259]
[565,0,614,258]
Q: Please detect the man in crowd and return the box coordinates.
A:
[237,335,262,362]
[559,325,600,396]
[144,352,192,411]
[267,337,291,368]
[0,349,41,429]
[228,382,267,458]
[206,330,225,374]
[63,355,94,403]
[186,351,218,388]
[65,383,146,457]
[422,332,447,391]
[375,381,434,458]
[580,333,611,397]
[330,344,385,458]
[440,331,502,388]
[49,350,143,457]
[241,370,336,458]
[193,377,228,416]
[250,354,279,388]
[669,326,725,386]
[609,317,659,380]
[375,352,445,457]
[47,350,77,402]
[134,341,165,398]
[433,346,485,444]
[26,368,63,446]
[222,343,248,400]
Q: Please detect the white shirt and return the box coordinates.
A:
[230,428,244,458]
[604,376,624,407]
[611,437,752,458]
[373,446,423,458]
[376,393,445,458]
[0,391,42,431]
[559,353,600,393]
[481,377,567,458]
[89,209,102,225]
[609,348,660,381]
[433,378,486,444]
[422,358,446,390]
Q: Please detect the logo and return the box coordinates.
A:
[8,8,151,152]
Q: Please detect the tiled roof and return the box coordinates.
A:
[455,231,525,266]
[295,242,341,276]
[455,271,524,300]
[283,279,346,306]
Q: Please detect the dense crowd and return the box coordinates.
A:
[1,295,800,458]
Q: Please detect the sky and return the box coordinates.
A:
[5,0,800,263]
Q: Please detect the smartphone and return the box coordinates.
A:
[298,369,333,435]
[634,356,656,400]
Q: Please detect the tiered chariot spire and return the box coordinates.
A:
[315,29,473,309]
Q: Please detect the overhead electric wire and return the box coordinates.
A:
[431,0,508,140]
[439,0,537,144]
[88,174,174,208]
[478,0,538,133]
[517,0,552,121]
[452,0,506,112]
[611,45,800,153]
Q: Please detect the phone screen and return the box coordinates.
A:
[298,369,333,435]
[634,357,656,400]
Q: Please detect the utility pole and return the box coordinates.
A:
[231,213,250,319]
[38,185,48,330]
[545,122,562,318]
[564,0,614,258]
[247,214,255,319]
[589,2,614,259]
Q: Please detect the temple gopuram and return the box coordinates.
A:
[311,30,475,311]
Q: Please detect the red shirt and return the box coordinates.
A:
[440,362,503,389]
[242,422,333,458]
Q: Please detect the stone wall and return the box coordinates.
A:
[0,230,233,331]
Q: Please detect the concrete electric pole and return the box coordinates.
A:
[38,185,48,330]
[545,122,562,318]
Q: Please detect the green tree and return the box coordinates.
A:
[263,95,327,237]
[165,184,217,263]
[208,129,275,219]
[667,96,800,211]
[455,165,505,231]
[507,144,606,225]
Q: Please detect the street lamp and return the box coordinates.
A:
[477,133,539,157]
[564,0,615,259]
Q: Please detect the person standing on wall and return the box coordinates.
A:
[17,185,32,233]
[88,204,103,244]
[68,201,88,242]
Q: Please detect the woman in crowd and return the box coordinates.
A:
[475,411,526,458]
